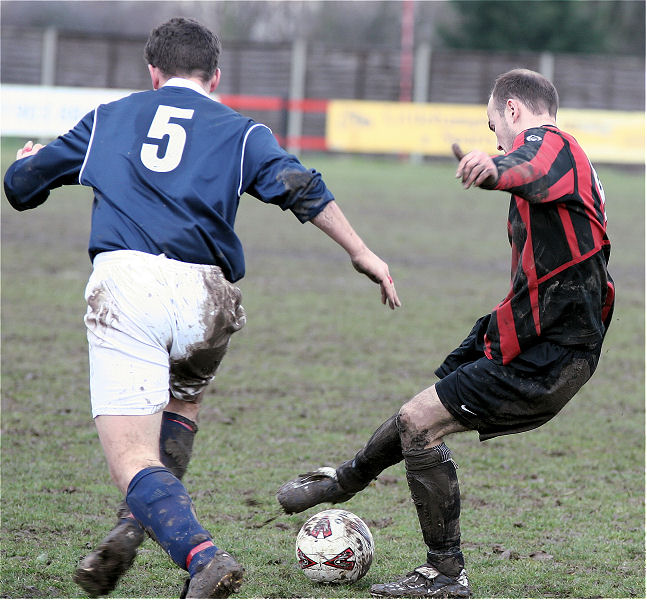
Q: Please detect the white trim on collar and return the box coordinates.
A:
[162,77,211,98]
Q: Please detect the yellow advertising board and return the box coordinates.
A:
[326,100,644,165]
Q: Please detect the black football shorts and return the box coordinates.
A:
[434,316,602,441]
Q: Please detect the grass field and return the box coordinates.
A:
[1,142,644,599]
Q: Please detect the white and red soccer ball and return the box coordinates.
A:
[295,509,374,583]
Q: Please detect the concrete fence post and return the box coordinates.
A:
[287,37,307,155]
[539,51,555,83]
[41,26,58,86]
[411,41,432,163]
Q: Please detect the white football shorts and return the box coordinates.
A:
[84,250,246,417]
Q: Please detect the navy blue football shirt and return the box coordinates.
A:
[4,78,334,282]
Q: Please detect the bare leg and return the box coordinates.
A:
[94,413,164,494]
[167,395,201,422]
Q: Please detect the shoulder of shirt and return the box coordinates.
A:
[92,82,270,138]
[97,84,242,116]
[97,78,215,105]
[512,126,567,151]
[520,126,548,143]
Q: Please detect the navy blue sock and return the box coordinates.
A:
[126,466,218,575]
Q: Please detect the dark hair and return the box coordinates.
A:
[491,69,559,118]
[144,17,221,82]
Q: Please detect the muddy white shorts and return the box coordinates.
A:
[84,250,246,417]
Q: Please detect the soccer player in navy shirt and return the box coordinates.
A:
[4,17,400,599]
[276,69,614,598]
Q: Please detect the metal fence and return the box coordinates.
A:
[2,25,644,139]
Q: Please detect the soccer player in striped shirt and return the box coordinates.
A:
[277,69,614,598]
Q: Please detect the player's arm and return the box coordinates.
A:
[241,126,400,309]
[4,111,94,211]
[452,143,498,190]
[310,200,400,310]
[453,131,571,203]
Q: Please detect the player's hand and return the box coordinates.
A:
[350,248,401,310]
[452,143,498,189]
[16,141,44,160]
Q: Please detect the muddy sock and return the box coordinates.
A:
[160,411,198,479]
[126,466,218,573]
[403,443,464,577]
[336,414,403,493]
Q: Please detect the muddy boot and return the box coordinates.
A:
[276,467,356,514]
[73,503,146,597]
[180,549,244,599]
[276,414,403,514]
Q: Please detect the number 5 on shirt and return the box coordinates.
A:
[140,105,195,173]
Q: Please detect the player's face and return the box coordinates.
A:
[486,96,515,153]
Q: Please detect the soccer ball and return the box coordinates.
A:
[295,508,374,583]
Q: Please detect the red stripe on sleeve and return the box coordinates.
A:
[497,130,564,194]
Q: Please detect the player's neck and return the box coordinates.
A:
[149,65,216,94]
[518,114,556,132]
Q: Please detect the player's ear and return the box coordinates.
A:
[506,98,521,122]
[208,68,221,93]
[148,64,162,90]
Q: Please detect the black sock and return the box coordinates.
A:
[336,413,403,492]
[403,443,464,577]
[160,411,198,479]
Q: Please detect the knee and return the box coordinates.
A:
[397,400,420,435]
[397,387,450,450]
[397,401,437,450]
[397,394,437,434]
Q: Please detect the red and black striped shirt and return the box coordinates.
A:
[484,125,614,365]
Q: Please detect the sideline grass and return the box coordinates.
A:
[1,143,644,598]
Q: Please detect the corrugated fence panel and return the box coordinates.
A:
[1,26,644,142]
[428,50,543,104]
[306,46,370,100]
[1,28,44,85]
[111,39,152,90]
[218,43,292,97]
[555,54,645,110]
[55,35,112,88]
